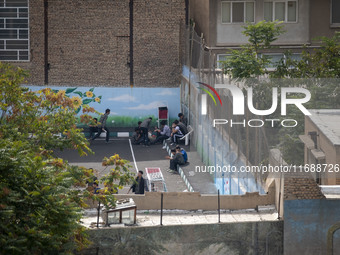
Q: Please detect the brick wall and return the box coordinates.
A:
[10,0,185,87]
[284,177,325,200]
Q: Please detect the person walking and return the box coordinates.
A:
[92,108,110,143]
[88,118,99,139]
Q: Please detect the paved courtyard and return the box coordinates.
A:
[55,138,189,192]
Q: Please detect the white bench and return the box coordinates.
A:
[179,125,193,146]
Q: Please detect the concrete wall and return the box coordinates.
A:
[305,115,340,185]
[310,0,340,42]
[284,199,340,255]
[10,0,185,87]
[266,149,286,219]
[79,221,283,255]
[87,189,275,210]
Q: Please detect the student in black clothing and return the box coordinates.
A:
[166,148,185,174]
[178,113,188,126]
[128,170,148,194]
[89,118,98,139]
[92,109,110,143]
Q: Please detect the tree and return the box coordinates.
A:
[220,23,340,165]
[221,20,284,79]
[0,63,135,254]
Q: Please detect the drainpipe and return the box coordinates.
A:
[44,0,49,85]
[129,0,134,87]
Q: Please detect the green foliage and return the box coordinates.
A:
[221,21,285,79]
[220,23,340,165]
[243,20,285,51]
[0,62,135,254]
[275,32,340,79]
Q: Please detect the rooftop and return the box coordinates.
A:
[307,109,340,146]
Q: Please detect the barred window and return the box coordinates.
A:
[0,0,29,61]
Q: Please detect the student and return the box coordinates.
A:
[166,148,185,174]
[174,119,188,137]
[128,170,148,194]
[170,121,184,146]
[140,117,152,146]
[152,120,171,144]
[92,109,110,143]
[133,127,144,145]
[88,118,99,139]
[178,113,188,126]
[93,182,101,194]
[176,145,188,163]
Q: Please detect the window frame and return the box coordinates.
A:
[216,54,232,69]
[221,1,256,24]
[330,0,340,27]
[0,0,30,62]
[263,0,298,23]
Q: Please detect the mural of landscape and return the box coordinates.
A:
[27,86,181,127]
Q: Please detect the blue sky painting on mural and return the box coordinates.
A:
[28,86,180,127]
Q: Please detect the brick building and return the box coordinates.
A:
[1,0,186,87]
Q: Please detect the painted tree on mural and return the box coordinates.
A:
[221,22,340,164]
[0,63,135,254]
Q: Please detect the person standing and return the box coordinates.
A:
[140,117,152,146]
[128,170,148,194]
[92,109,110,143]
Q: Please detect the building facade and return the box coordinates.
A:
[0,0,185,87]
[301,109,340,185]
[189,0,340,69]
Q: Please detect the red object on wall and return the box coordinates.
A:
[158,107,168,119]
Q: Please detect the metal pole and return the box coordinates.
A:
[160,193,163,225]
[218,189,221,223]
[97,201,100,228]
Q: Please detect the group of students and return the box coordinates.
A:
[133,113,189,147]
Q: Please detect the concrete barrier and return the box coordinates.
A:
[86,183,275,211]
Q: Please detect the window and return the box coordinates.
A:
[221,1,255,24]
[216,54,231,69]
[264,1,297,23]
[262,53,284,70]
[0,0,29,61]
[262,53,302,70]
[331,0,340,26]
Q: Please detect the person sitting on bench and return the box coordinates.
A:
[176,145,188,164]
[152,120,171,144]
[170,121,184,146]
[166,148,185,174]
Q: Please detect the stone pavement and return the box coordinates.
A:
[163,140,218,194]
[56,138,188,192]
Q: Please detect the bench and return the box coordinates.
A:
[179,125,193,146]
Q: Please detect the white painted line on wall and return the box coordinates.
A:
[117,132,130,137]
[129,139,139,173]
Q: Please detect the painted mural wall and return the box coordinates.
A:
[27,86,181,128]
